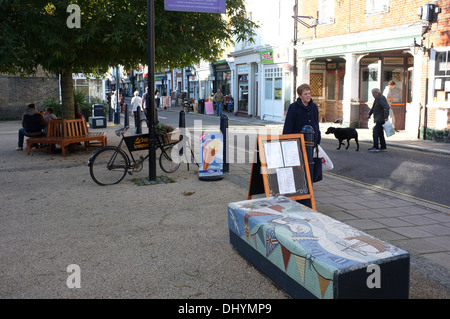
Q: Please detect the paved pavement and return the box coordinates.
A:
[1,108,449,299]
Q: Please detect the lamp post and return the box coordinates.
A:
[147,0,156,181]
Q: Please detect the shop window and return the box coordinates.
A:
[318,0,335,25]
[433,50,450,104]
[264,67,282,100]
[310,72,324,98]
[325,70,345,101]
[361,65,378,103]
[283,71,292,113]
[366,0,389,15]
[326,71,336,100]
[338,72,345,100]
[238,74,249,111]
[382,67,403,102]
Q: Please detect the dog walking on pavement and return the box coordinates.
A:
[325,127,359,151]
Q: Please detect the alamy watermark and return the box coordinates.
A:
[168,120,282,165]
[66,264,81,288]
[66,4,81,29]
[366,264,381,289]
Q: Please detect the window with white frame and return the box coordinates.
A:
[264,67,283,100]
[366,0,389,15]
[318,0,335,25]
[432,49,450,106]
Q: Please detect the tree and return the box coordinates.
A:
[0,0,257,119]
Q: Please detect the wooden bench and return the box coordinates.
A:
[228,196,410,299]
[26,118,107,156]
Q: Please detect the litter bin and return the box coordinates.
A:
[197,99,205,114]
[89,104,107,128]
[92,104,105,117]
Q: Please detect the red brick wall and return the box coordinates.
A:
[298,0,431,40]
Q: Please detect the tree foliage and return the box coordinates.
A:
[0,0,257,118]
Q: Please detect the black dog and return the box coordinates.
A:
[325,127,359,151]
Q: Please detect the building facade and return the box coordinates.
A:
[0,67,59,120]
[230,0,296,120]
[295,0,449,139]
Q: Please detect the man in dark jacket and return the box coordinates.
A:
[17,103,45,150]
[368,88,390,152]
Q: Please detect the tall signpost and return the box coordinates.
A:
[164,0,226,13]
[147,0,156,181]
[147,0,225,181]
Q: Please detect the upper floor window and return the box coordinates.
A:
[366,0,390,15]
[318,0,335,25]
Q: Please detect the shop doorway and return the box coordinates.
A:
[382,63,406,130]
[359,55,412,130]
[325,67,345,122]
[263,66,283,120]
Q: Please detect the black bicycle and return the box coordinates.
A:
[88,126,183,186]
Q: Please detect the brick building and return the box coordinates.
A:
[0,67,59,120]
[294,0,449,139]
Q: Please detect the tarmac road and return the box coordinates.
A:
[319,138,450,207]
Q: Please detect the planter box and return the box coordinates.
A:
[228,196,410,299]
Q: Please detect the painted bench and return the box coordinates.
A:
[228,196,410,299]
[26,118,107,156]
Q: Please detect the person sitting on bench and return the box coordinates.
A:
[17,103,46,151]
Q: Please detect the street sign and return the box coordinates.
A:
[165,0,226,13]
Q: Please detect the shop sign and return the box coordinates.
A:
[237,64,249,74]
[297,36,417,58]
[261,50,274,64]
[261,48,289,64]
[165,0,225,13]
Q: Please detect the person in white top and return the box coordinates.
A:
[131,91,143,127]
[383,80,400,129]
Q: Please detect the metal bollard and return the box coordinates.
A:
[179,109,186,129]
[220,114,229,173]
[136,106,142,134]
[114,104,120,125]
[108,103,113,122]
[178,109,185,158]
[124,103,129,127]
[300,125,315,179]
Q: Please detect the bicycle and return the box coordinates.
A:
[88,126,183,186]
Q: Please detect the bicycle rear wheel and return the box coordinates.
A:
[159,145,181,173]
[89,147,129,185]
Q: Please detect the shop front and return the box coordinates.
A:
[237,64,250,113]
[296,24,422,135]
[230,49,259,118]
[260,48,292,122]
[213,60,231,96]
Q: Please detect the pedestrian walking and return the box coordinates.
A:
[213,88,224,116]
[131,91,143,127]
[368,88,390,152]
[155,89,161,109]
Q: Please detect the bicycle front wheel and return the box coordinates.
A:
[89,147,129,186]
[159,145,181,173]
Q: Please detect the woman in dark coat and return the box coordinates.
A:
[283,83,321,147]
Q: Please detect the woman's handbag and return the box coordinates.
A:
[312,146,323,183]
